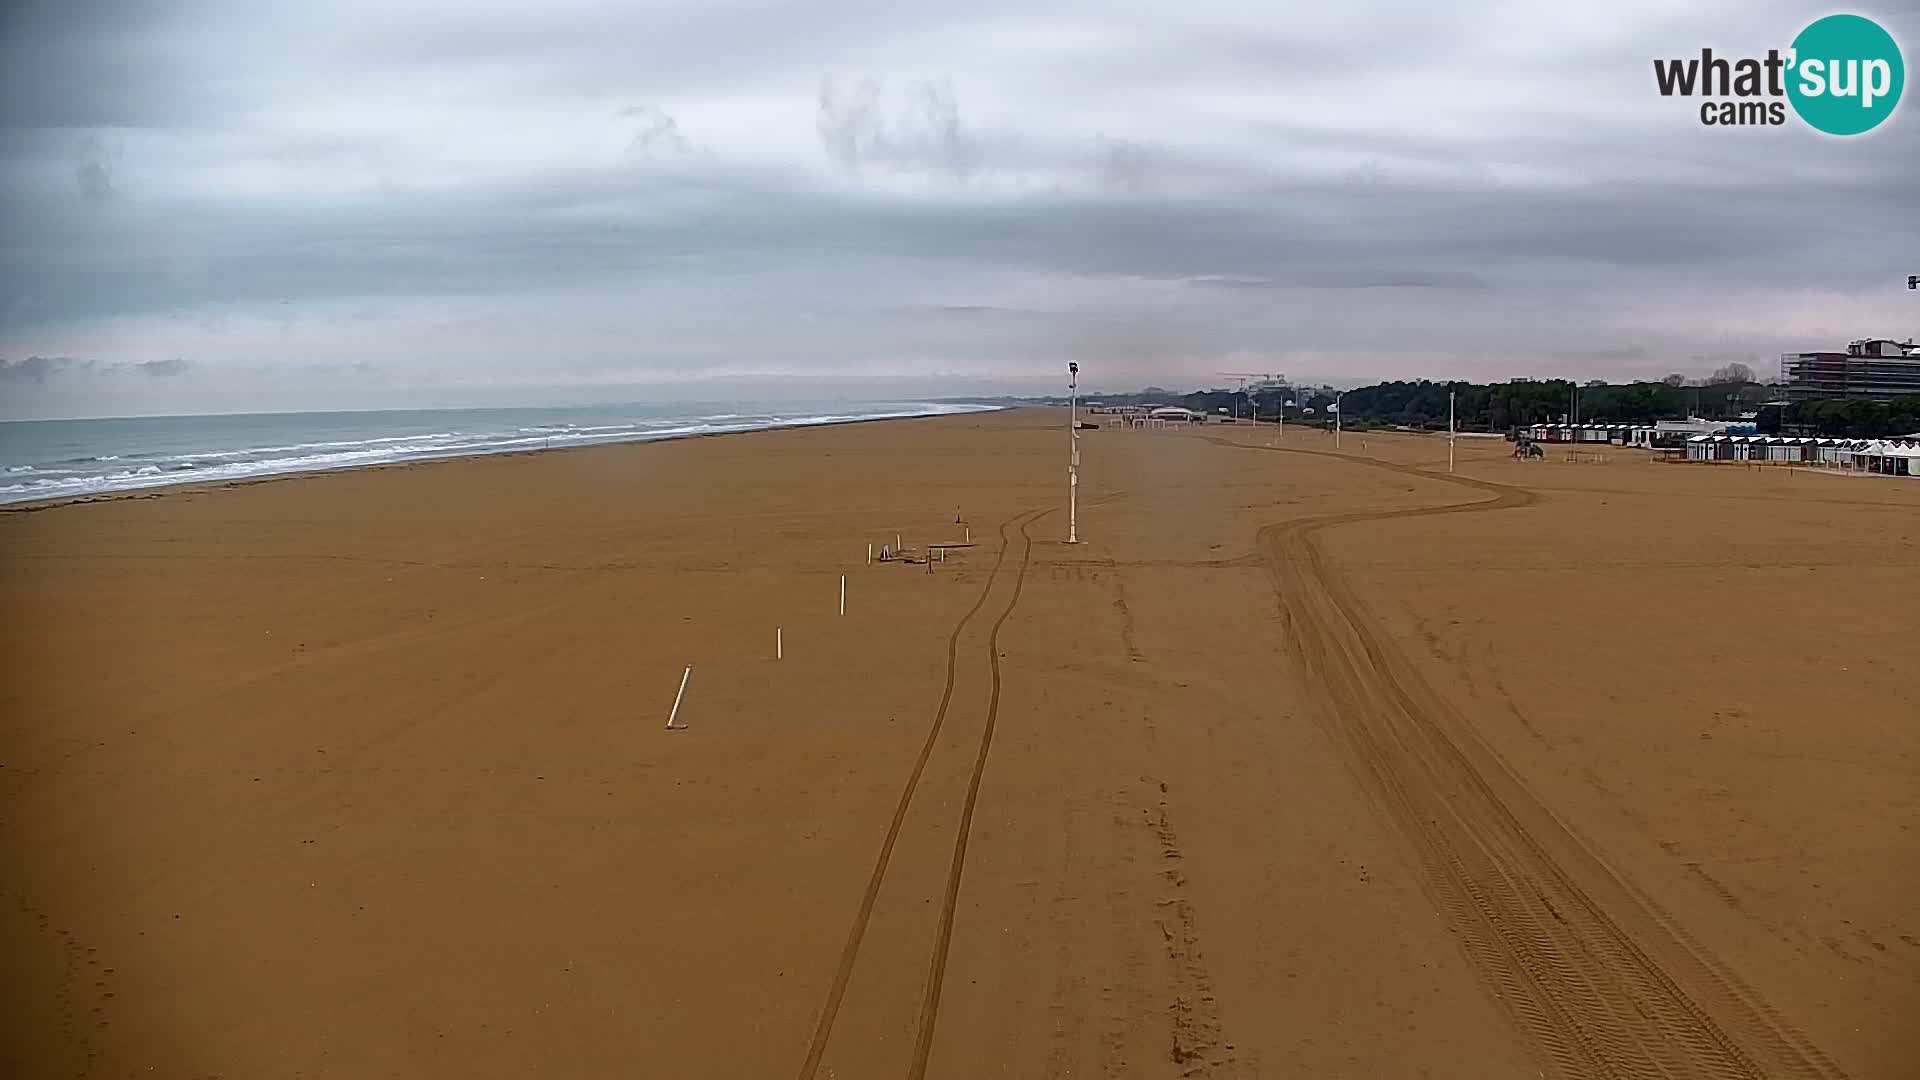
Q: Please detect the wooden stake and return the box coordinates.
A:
[666,666,692,730]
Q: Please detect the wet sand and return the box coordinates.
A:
[3,408,1916,1078]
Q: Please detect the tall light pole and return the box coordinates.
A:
[1067,362,1079,544]
[1335,391,1345,449]
[1448,390,1457,474]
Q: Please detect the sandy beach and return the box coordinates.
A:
[3,407,1916,1079]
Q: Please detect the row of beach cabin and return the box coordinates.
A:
[1684,435,1920,475]
[1525,423,1643,445]
[1525,420,1759,448]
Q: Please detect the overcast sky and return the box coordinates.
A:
[1,1,1916,417]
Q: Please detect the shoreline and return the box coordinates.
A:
[0,403,1006,514]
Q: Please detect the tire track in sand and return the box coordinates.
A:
[1223,439,1844,1080]
[796,508,1049,1080]
[905,510,1048,1080]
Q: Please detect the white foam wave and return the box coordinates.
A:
[0,404,999,505]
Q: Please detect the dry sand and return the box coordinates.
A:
[2,408,1916,1078]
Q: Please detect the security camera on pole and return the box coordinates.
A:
[1068,362,1080,544]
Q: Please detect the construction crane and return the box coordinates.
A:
[1217,372,1283,423]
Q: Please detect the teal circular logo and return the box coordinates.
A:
[1787,14,1904,135]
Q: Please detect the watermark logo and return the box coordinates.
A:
[1788,14,1903,133]
[1653,13,1903,134]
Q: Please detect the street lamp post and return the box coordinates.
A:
[1068,362,1079,544]
[1449,390,1456,474]
[1335,391,1345,449]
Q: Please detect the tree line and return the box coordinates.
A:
[1070,372,1917,439]
[1774,398,1920,438]
[1271,377,1771,431]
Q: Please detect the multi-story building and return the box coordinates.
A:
[1780,338,1920,402]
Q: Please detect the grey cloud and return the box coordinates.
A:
[622,105,692,160]
[0,355,193,381]
[816,78,877,173]
[1553,346,1652,364]
[818,76,978,180]
[1094,135,1151,192]
[0,1,1037,130]
[0,356,78,380]
[2,160,1912,331]
[71,136,113,201]
[877,304,1057,320]
[3,0,1917,413]
[0,0,186,128]
[345,3,1028,102]
[1186,268,1490,290]
[134,357,192,377]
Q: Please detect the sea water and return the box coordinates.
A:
[0,401,997,505]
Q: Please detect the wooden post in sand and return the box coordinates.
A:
[666,666,692,730]
[777,626,783,660]
[867,543,873,565]
[839,575,846,615]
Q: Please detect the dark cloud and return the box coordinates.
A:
[1,156,1911,331]
[0,0,210,128]
[0,356,77,381]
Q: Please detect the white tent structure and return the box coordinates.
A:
[1851,440,1920,476]
[1685,434,1920,475]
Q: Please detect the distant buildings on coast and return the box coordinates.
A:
[1780,338,1920,403]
